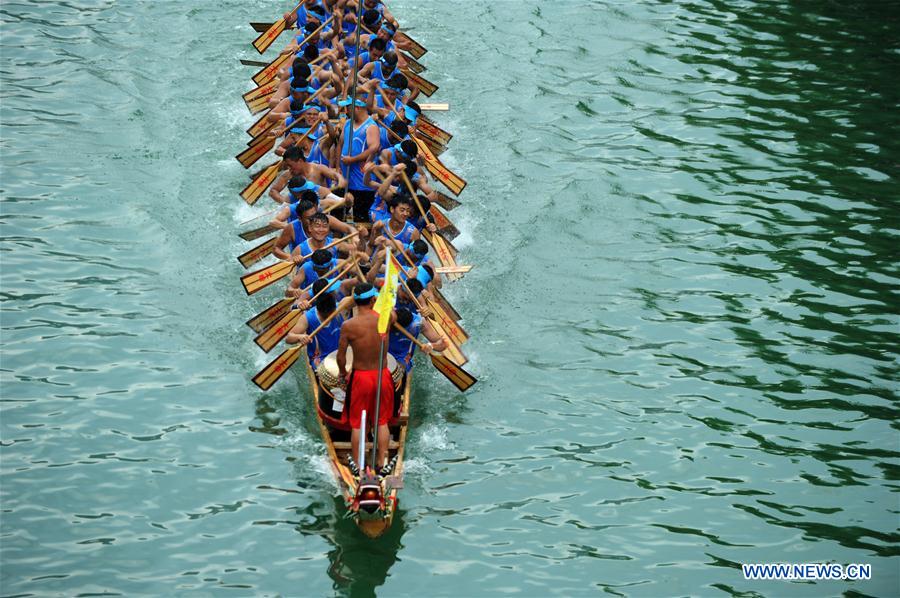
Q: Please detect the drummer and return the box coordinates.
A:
[285,279,352,367]
[336,282,396,474]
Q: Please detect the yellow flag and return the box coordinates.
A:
[374,247,398,334]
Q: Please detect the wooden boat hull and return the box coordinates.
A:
[303,358,411,538]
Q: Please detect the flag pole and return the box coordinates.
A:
[370,333,386,470]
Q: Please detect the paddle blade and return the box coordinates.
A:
[418,134,447,157]
[250,22,273,33]
[255,309,302,353]
[239,223,279,242]
[241,260,294,295]
[430,205,460,240]
[431,191,461,211]
[400,52,426,73]
[238,236,277,269]
[241,161,281,205]
[246,298,294,333]
[247,112,273,138]
[396,31,427,59]
[431,288,461,321]
[253,346,302,391]
[427,299,468,346]
[252,52,291,86]
[247,92,275,115]
[413,137,466,196]
[253,18,286,54]
[430,353,476,392]
[402,69,438,97]
[236,136,275,169]
[240,58,269,67]
[243,78,281,105]
[416,117,452,145]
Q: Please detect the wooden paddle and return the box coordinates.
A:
[240,232,356,296]
[238,236,278,268]
[395,272,467,366]
[252,2,302,54]
[246,298,294,333]
[252,297,354,391]
[255,258,358,352]
[391,323,476,392]
[398,171,462,280]
[241,59,270,67]
[239,222,279,242]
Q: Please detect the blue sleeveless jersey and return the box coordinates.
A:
[389,314,422,372]
[289,218,309,252]
[384,220,417,245]
[342,117,376,191]
[305,307,343,365]
[299,235,335,258]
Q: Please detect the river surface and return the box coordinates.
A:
[2,1,898,596]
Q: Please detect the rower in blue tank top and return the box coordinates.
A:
[303,303,344,366]
[272,198,317,262]
[389,309,422,372]
[374,196,419,247]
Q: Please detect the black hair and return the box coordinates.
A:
[283,145,306,162]
[396,307,413,328]
[289,98,306,113]
[382,51,398,67]
[303,22,317,34]
[297,198,317,215]
[312,278,331,296]
[399,139,417,158]
[289,175,308,189]
[386,73,408,90]
[300,189,319,205]
[312,249,332,268]
[411,239,428,256]
[389,119,409,139]
[353,282,376,306]
[415,195,431,216]
[400,159,417,176]
[421,263,434,279]
[291,58,311,79]
[390,195,413,210]
[315,291,336,316]
[406,278,423,296]
[308,212,329,226]
[303,44,319,61]
[369,37,387,52]
[406,100,421,116]
[362,9,381,29]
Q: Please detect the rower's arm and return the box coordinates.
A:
[268,205,292,230]
[286,270,307,298]
[327,215,354,235]
[269,171,291,204]
[272,226,294,261]
[285,314,311,344]
[420,319,447,353]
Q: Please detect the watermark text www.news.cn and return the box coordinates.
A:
[742,563,871,581]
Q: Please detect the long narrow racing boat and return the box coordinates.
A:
[237,0,476,538]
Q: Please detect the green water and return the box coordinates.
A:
[2,1,898,596]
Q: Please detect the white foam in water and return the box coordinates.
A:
[416,423,453,452]
[400,457,433,479]
[448,209,475,249]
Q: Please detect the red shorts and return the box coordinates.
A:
[348,368,394,428]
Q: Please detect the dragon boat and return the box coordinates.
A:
[236,1,476,538]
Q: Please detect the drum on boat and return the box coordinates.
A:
[316,347,404,395]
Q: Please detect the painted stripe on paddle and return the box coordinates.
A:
[255,309,302,352]
[238,237,277,268]
[241,260,294,295]
[246,298,294,332]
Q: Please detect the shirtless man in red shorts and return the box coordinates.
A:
[336,282,397,472]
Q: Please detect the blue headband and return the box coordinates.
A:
[337,97,367,108]
[380,23,395,35]
[292,85,314,94]
[313,258,336,271]
[380,81,403,93]
[354,287,378,300]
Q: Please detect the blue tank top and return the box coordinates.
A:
[369,196,390,223]
[371,60,397,83]
[305,307,343,364]
[342,117,375,191]
[289,218,308,252]
[384,220,417,246]
[299,235,335,258]
[389,314,422,372]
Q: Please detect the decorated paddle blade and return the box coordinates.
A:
[430,353,476,392]
[236,136,275,169]
[413,137,466,196]
[400,52,426,73]
[402,69,438,97]
[241,260,294,295]
[243,78,280,105]
[254,309,302,353]
[241,162,281,205]
[247,112,273,138]
[238,236,277,269]
[427,299,468,346]
[246,298,294,333]
[431,288,461,321]
[252,18,286,55]
[252,52,292,86]
[416,117,453,145]
[252,346,301,390]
